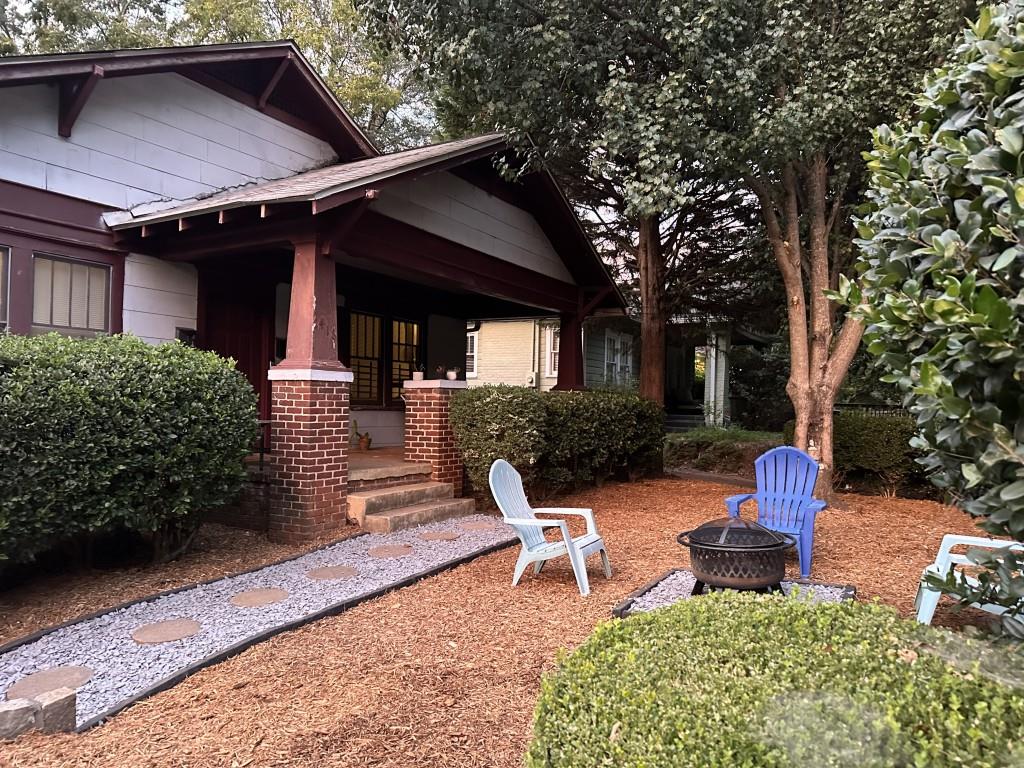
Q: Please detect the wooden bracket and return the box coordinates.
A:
[579,285,613,318]
[258,54,292,111]
[58,65,104,138]
[318,191,378,256]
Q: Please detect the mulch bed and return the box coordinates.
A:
[2,478,991,767]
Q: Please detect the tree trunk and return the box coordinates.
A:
[637,214,666,405]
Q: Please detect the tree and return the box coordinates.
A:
[588,0,968,489]
[4,0,172,52]
[363,0,768,405]
[855,3,1024,637]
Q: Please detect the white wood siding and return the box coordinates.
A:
[122,254,197,344]
[0,73,336,210]
[351,409,403,448]
[371,173,575,284]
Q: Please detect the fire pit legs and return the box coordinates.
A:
[689,580,784,597]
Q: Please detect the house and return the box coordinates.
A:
[0,41,624,542]
[466,315,639,391]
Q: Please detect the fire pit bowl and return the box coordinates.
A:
[677,517,795,594]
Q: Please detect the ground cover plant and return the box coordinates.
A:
[0,333,259,564]
[529,592,1024,768]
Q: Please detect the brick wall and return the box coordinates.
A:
[403,382,464,496]
[266,377,350,543]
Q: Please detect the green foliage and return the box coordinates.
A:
[528,592,1024,768]
[0,334,259,563]
[664,427,782,477]
[448,385,663,497]
[783,411,922,488]
[729,345,793,431]
[854,2,1024,635]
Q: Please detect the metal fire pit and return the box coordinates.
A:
[677,517,794,594]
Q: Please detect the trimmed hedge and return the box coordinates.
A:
[0,334,259,563]
[528,592,1024,767]
[784,411,923,487]
[449,385,663,496]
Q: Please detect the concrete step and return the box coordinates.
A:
[362,497,476,534]
[348,481,453,525]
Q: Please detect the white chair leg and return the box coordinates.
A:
[512,549,532,587]
[600,548,612,579]
[916,584,942,625]
[566,545,591,597]
[534,560,545,575]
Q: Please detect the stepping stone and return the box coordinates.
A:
[420,531,460,542]
[460,520,501,531]
[131,618,201,645]
[229,588,290,607]
[6,666,93,701]
[368,544,413,558]
[306,565,358,581]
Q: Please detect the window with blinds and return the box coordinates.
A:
[0,246,8,331]
[545,326,559,377]
[32,254,109,334]
[349,312,382,404]
[465,331,478,377]
[390,319,421,400]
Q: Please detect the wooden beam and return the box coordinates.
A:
[58,65,103,138]
[311,187,376,216]
[318,193,376,256]
[579,286,613,319]
[258,54,292,110]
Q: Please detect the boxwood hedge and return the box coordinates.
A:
[0,333,259,563]
[528,592,1024,767]
[449,385,663,496]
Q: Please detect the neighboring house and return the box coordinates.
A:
[466,315,639,391]
[0,41,623,542]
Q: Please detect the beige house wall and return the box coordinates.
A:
[467,319,539,388]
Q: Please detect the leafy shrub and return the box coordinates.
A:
[729,345,793,432]
[449,385,663,496]
[0,334,259,563]
[528,592,1024,768]
[783,411,923,488]
[664,427,781,477]
[853,4,1024,633]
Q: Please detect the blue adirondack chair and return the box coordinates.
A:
[725,446,825,579]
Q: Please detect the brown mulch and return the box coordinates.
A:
[0,523,358,646]
[1,478,990,768]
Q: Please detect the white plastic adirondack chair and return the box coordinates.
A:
[488,459,611,597]
[916,534,1024,624]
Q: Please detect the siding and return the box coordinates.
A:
[584,321,640,389]
[0,73,336,211]
[371,173,575,284]
[538,320,560,391]
[122,254,197,344]
[467,320,538,387]
[351,409,403,448]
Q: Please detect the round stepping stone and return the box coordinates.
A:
[460,520,501,531]
[306,565,358,581]
[229,587,290,607]
[131,618,202,644]
[420,531,460,542]
[368,544,413,559]
[6,665,93,701]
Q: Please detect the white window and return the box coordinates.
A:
[465,331,478,377]
[545,326,560,377]
[32,254,110,335]
[604,330,634,386]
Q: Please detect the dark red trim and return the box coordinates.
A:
[58,65,103,138]
[258,54,292,110]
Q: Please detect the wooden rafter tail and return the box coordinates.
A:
[58,65,104,138]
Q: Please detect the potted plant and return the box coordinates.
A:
[353,421,372,451]
[446,366,461,381]
[412,364,425,381]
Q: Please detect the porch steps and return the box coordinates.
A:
[348,480,476,533]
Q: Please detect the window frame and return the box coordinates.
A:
[544,325,559,378]
[0,245,9,332]
[465,330,479,378]
[604,329,634,386]
[30,251,112,336]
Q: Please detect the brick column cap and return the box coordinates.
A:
[269,367,354,382]
[402,379,467,390]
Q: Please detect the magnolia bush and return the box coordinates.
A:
[854,4,1024,635]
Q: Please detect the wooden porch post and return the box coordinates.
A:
[266,237,352,543]
[554,312,585,390]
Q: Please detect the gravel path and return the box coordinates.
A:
[0,515,515,728]
[626,569,854,615]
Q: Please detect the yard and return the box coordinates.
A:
[1,476,985,768]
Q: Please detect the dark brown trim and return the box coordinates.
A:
[58,64,103,138]
[258,54,292,110]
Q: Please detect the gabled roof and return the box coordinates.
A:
[106,134,504,228]
[0,41,376,160]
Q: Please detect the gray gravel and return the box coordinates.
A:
[0,515,515,727]
[627,570,854,615]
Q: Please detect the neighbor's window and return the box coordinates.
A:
[0,246,8,331]
[545,326,559,377]
[391,318,421,400]
[350,311,382,404]
[32,253,110,334]
[605,330,633,385]
[465,331,478,377]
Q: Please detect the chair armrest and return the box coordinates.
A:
[725,494,754,517]
[534,507,597,535]
[504,517,564,528]
[805,500,827,516]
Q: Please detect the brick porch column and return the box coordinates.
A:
[267,237,351,543]
[402,379,466,496]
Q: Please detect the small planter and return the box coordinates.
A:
[446,370,458,381]
[412,371,425,381]
[357,435,372,451]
